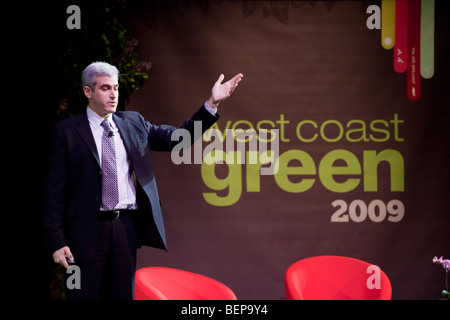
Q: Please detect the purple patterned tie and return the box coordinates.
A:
[101,119,119,210]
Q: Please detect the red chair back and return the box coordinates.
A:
[134,267,237,300]
[285,256,392,300]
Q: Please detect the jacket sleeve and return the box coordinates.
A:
[42,123,68,254]
[143,104,220,151]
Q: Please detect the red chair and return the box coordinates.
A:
[134,267,238,300]
[285,256,392,300]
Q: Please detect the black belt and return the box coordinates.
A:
[99,209,136,220]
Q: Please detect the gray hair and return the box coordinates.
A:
[81,61,119,90]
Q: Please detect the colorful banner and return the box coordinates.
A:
[380,0,435,100]
[381,0,396,49]
[394,0,408,73]
[407,0,421,100]
[421,0,435,79]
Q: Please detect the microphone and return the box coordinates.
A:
[108,131,114,138]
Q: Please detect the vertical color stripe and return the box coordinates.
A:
[420,0,434,79]
[407,0,421,101]
[381,0,396,49]
[394,0,408,73]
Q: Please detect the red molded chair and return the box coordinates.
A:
[134,267,238,300]
[285,256,392,300]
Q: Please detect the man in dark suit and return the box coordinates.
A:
[43,61,243,299]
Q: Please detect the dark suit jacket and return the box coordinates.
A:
[43,106,219,264]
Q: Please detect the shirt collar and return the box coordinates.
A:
[86,106,116,130]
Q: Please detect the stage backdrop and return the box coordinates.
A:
[124,1,449,299]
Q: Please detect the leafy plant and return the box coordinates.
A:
[52,0,150,120]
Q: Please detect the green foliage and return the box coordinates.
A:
[53,0,150,119]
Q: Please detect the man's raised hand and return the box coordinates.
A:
[207,73,243,110]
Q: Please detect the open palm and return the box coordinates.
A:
[209,73,244,108]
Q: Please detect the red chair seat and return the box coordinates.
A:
[134,267,237,300]
[285,256,392,300]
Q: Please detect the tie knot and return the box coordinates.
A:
[101,119,111,132]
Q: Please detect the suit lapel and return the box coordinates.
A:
[113,114,134,160]
[75,114,100,167]
[75,113,135,170]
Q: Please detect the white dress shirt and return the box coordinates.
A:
[87,107,138,210]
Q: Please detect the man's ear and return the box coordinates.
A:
[83,86,93,99]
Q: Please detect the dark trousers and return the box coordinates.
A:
[65,215,138,300]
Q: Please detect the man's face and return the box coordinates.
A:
[84,75,119,118]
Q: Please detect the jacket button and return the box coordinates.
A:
[95,195,100,200]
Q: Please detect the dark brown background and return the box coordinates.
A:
[122,1,450,299]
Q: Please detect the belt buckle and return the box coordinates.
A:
[113,210,120,219]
